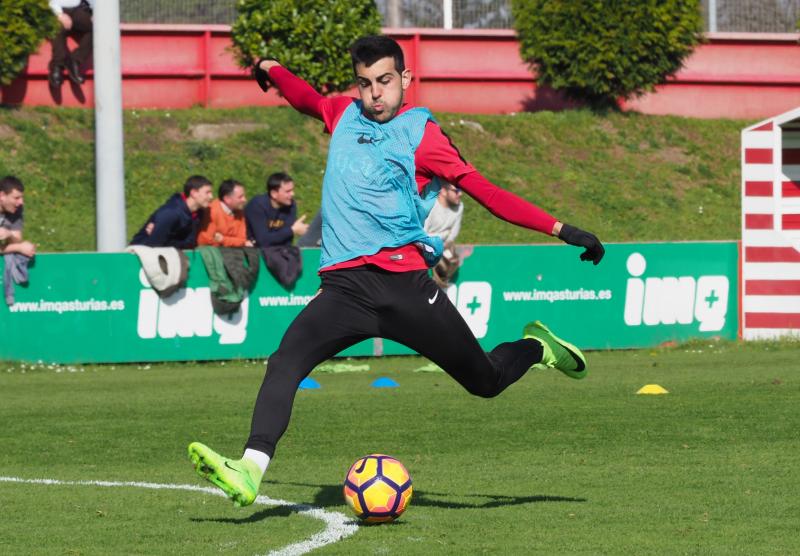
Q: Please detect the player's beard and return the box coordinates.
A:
[365,91,404,123]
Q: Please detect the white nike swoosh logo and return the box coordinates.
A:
[428,291,439,304]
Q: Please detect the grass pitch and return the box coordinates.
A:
[1,341,798,554]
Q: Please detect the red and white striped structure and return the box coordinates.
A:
[741,107,800,339]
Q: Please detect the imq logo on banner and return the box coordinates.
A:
[623,253,729,332]
[135,270,249,345]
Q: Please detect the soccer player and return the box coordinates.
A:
[189,35,605,507]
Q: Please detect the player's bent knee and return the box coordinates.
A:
[264,351,293,377]
[265,350,313,385]
[464,379,502,399]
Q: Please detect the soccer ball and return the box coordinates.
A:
[343,454,413,523]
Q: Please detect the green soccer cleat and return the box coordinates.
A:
[188,442,261,507]
[523,320,587,379]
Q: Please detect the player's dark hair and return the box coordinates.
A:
[218,179,241,200]
[183,175,212,197]
[267,172,292,193]
[0,175,24,194]
[350,35,405,74]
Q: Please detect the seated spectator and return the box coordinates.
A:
[245,172,308,247]
[130,175,213,249]
[48,0,94,88]
[424,181,464,288]
[425,181,463,244]
[0,176,36,258]
[198,179,253,247]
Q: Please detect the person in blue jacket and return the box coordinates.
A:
[244,172,308,247]
[130,175,213,248]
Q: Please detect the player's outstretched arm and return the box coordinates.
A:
[461,172,604,265]
[253,59,327,122]
[553,221,605,265]
[415,121,604,265]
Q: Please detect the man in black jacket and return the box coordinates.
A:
[244,172,308,247]
[130,175,213,248]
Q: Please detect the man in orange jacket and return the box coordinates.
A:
[198,179,253,247]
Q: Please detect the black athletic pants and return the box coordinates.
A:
[245,267,543,457]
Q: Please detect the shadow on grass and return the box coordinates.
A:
[190,504,296,524]
[270,480,587,510]
[188,481,586,524]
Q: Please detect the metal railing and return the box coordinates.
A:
[377,0,512,29]
[703,0,799,32]
[120,0,799,33]
[120,0,237,24]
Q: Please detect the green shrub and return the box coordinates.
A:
[231,0,382,94]
[0,0,58,86]
[512,0,702,109]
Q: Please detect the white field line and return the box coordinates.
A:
[0,476,358,556]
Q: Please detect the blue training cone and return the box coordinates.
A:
[371,377,399,388]
[298,377,321,390]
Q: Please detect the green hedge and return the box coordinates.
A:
[0,0,58,86]
[231,0,382,94]
[512,0,702,109]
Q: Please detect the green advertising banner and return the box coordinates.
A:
[449,242,738,351]
[0,242,738,363]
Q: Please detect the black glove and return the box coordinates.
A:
[253,58,278,92]
[558,223,605,265]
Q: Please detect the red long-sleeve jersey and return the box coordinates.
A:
[267,66,558,272]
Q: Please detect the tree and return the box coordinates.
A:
[231,0,383,94]
[512,0,703,109]
[0,0,58,86]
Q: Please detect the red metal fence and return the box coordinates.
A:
[2,26,799,119]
